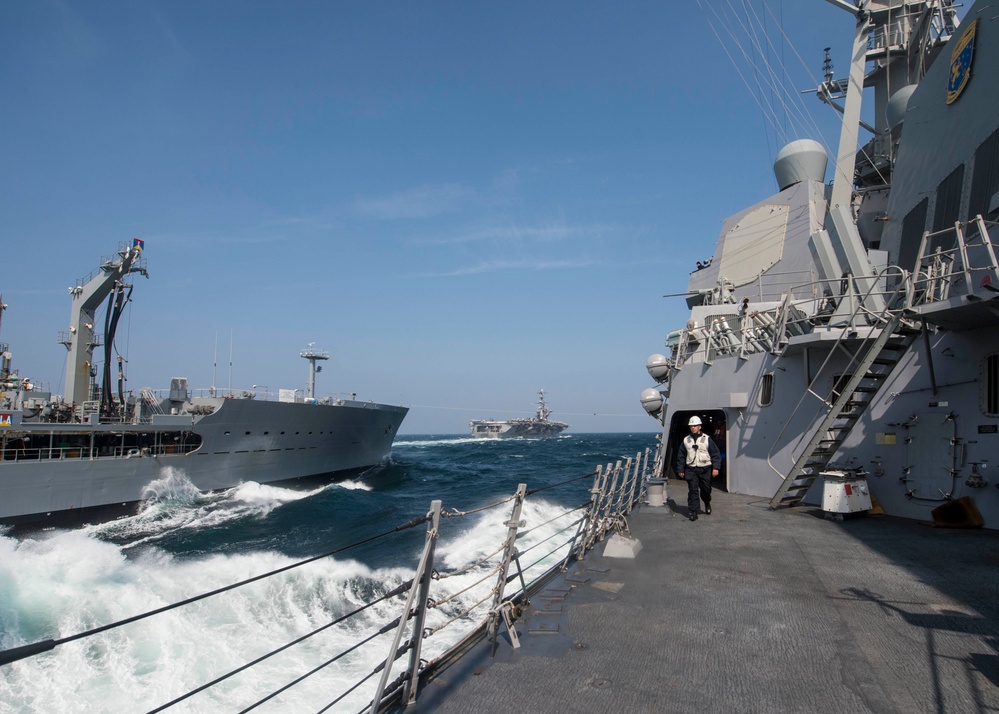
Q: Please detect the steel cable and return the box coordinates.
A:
[441,493,517,518]
[145,582,412,714]
[238,616,406,714]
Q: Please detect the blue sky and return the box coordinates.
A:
[1,1,861,434]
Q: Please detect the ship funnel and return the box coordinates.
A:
[641,388,664,416]
[886,85,917,132]
[773,139,828,190]
[646,354,670,384]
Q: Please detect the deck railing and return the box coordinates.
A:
[0,444,660,713]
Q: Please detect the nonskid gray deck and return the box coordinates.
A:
[414,487,999,713]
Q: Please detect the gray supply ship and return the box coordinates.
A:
[470,389,569,438]
[642,0,999,529]
[0,241,408,530]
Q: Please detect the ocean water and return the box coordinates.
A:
[0,432,657,713]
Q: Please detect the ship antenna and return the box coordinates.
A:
[300,343,330,400]
[211,330,218,397]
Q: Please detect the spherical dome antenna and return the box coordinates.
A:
[641,388,664,415]
[646,354,670,383]
[773,139,828,190]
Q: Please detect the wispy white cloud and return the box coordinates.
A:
[420,220,622,246]
[354,183,478,220]
[419,256,594,277]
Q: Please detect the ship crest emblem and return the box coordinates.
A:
[947,18,979,105]
[0,414,10,427]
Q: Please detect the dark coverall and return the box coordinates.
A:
[675,434,721,515]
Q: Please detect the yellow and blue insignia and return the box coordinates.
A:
[947,18,979,105]
[0,414,11,427]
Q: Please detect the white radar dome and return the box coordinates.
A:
[886,85,917,131]
[773,139,828,190]
[646,354,670,383]
[641,388,664,415]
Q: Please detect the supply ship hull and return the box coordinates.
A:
[0,242,407,530]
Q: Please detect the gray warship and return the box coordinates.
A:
[469,389,569,438]
[642,0,999,528]
[0,241,408,529]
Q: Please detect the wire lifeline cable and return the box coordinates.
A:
[516,516,587,559]
[145,581,413,714]
[424,588,499,639]
[432,542,507,580]
[429,563,503,610]
[525,471,596,496]
[515,502,589,538]
[441,493,517,518]
[0,513,430,667]
[237,615,408,714]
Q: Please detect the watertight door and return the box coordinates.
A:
[904,413,957,499]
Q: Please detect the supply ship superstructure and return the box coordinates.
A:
[0,241,407,529]
[642,0,999,528]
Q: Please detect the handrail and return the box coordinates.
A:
[909,215,999,306]
[765,266,912,480]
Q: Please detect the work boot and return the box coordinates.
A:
[689,512,698,522]
[704,503,712,515]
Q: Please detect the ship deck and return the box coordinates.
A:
[413,485,999,713]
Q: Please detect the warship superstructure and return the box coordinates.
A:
[643,0,999,529]
[0,241,408,529]
[470,389,569,438]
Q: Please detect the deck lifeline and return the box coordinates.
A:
[413,487,999,713]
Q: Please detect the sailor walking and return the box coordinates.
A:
[675,416,720,521]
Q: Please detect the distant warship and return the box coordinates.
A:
[470,389,568,438]
[0,241,408,529]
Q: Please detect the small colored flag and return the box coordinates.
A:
[133,238,145,251]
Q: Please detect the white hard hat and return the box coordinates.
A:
[688,416,702,426]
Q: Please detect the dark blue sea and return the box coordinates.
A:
[0,432,657,713]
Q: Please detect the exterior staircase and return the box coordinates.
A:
[769,314,920,510]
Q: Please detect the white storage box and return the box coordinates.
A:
[821,471,872,514]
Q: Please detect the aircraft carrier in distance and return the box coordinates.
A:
[470,389,568,439]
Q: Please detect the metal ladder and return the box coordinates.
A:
[768,313,919,510]
[140,388,166,416]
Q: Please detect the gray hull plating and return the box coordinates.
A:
[0,397,407,526]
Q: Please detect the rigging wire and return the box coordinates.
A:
[698,0,839,177]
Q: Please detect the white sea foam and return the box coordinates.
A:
[87,468,328,547]
[393,436,487,448]
[0,497,579,713]
[333,479,372,491]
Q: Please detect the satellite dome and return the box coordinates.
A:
[641,388,664,415]
[646,354,670,383]
[773,139,828,190]
[886,85,917,131]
